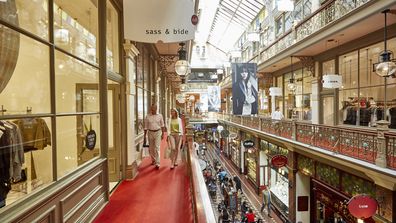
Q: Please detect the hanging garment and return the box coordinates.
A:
[359,108,371,126]
[389,107,396,129]
[0,122,12,202]
[14,118,51,151]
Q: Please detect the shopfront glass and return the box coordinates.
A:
[339,38,396,128]
[277,68,312,120]
[0,0,105,210]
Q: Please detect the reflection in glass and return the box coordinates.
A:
[0,33,50,115]
[107,1,119,73]
[53,0,98,64]
[56,115,100,178]
[0,0,49,40]
[55,50,99,113]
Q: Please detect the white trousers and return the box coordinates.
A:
[148,130,161,165]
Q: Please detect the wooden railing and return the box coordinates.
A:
[217,113,394,170]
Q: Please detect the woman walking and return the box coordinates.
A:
[167,108,184,169]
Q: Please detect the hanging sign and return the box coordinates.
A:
[347,195,378,219]
[123,0,195,43]
[243,140,255,148]
[271,155,288,168]
[322,74,342,89]
[85,130,97,150]
[269,87,282,96]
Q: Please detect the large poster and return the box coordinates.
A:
[208,86,221,112]
[232,63,258,115]
[198,93,208,112]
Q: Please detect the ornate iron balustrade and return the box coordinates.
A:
[218,114,394,169]
[279,120,293,139]
[339,128,377,163]
[258,0,371,64]
[296,123,316,145]
[386,133,396,170]
[315,125,340,152]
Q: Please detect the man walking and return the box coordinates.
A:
[144,104,165,169]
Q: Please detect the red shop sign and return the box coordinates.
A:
[347,195,378,219]
[271,155,288,168]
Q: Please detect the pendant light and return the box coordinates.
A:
[287,56,297,92]
[175,42,190,76]
[374,9,396,77]
[54,7,69,44]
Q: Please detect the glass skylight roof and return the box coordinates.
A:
[208,0,264,53]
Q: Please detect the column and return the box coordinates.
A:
[375,120,389,168]
[123,41,140,180]
[311,78,320,124]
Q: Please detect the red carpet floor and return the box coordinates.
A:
[94,137,193,223]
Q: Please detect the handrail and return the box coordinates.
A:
[185,121,216,223]
[217,113,395,170]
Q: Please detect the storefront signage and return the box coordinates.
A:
[243,140,254,148]
[85,130,97,150]
[269,87,282,96]
[124,0,195,43]
[322,74,342,89]
[347,195,378,219]
[221,129,230,138]
[271,155,288,167]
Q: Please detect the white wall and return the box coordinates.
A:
[295,172,311,223]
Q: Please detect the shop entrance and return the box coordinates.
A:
[76,84,121,189]
[321,94,335,125]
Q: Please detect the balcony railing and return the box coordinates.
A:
[257,0,371,64]
[217,114,394,170]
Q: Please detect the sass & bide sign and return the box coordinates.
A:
[347,194,378,219]
[269,87,282,96]
[322,74,342,89]
[123,0,195,43]
[271,155,288,168]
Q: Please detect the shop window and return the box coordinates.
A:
[53,0,99,65]
[0,33,51,115]
[284,12,293,32]
[136,88,144,135]
[338,38,396,128]
[2,117,53,207]
[316,163,340,189]
[0,0,49,40]
[303,0,312,18]
[275,15,283,37]
[56,114,100,178]
[106,1,120,73]
[294,1,303,23]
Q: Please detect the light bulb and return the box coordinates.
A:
[175,60,189,76]
[375,61,396,77]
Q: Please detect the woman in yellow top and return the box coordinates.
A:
[167,108,184,169]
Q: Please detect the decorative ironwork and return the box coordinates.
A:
[256,0,372,66]
[342,172,375,197]
[296,56,315,77]
[296,123,315,145]
[386,133,396,169]
[317,162,340,189]
[297,155,314,176]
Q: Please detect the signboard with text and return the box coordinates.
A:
[123,0,196,43]
[271,155,288,168]
[347,195,378,219]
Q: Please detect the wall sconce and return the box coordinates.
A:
[175,42,190,76]
[373,9,396,78]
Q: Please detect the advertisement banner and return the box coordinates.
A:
[123,0,195,43]
[208,86,220,112]
[199,93,208,112]
[231,63,258,115]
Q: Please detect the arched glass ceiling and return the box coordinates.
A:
[208,0,264,53]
